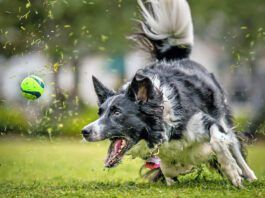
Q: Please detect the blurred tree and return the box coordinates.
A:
[0,0,137,136]
[1,0,264,92]
[190,0,265,64]
[43,0,137,103]
[0,0,264,135]
[0,0,137,103]
[190,0,265,134]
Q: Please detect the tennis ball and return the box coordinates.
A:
[20,75,45,100]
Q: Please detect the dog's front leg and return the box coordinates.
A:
[160,162,176,186]
[210,125,244,188]
[160,160,194,186]
[165,177,176,186]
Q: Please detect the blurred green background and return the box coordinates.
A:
[0,0,265,138]
[0,0,265,196]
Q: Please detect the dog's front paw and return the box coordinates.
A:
[224,163,244,188]
[165,177,175,186]
[231,174,244,188]
[244,170,257,182]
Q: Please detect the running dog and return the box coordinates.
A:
[82,0,257,187]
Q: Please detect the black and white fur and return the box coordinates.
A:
[82,0,257,187]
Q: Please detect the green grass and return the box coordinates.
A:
[0,138,264,197]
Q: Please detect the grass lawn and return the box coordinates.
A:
[0,137,264,197]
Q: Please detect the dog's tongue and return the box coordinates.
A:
[105,139,124,167]
[114,139,123,153]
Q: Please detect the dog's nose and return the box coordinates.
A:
[82,129,91,137]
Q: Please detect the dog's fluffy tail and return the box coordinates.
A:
[130,0,194,61]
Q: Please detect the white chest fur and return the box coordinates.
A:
[129,140,213,165]
[129,140,213,179]
[159,140,213,165]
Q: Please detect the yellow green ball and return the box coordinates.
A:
[20,75,45,100]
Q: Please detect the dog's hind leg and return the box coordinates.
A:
[220,119,257,182]
[209,125,244,188]
[229,137,257,182]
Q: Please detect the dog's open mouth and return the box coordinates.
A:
[105,138,130,168]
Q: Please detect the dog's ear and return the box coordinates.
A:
[126,71,155,102]
[92,76,115,105]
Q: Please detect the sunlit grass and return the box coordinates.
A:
[0,138,143,183]
[0,137,264,197]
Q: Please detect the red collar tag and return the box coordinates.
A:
[145,156,161,170]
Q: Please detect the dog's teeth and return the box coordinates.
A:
[120,140,126,149]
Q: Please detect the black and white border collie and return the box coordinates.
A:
[82,0,257,187]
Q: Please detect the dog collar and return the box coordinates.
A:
[145,156,161,170]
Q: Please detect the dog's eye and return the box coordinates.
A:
[110,106,121,116]
[112,110,121,116]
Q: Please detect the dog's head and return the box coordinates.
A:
[82,72,165,168]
